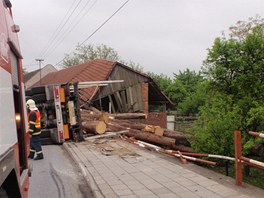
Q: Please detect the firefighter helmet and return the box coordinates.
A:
[26,99,36,109]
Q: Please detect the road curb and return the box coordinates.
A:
[63,142,104,198]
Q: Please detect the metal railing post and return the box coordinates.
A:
[234,130,243,186]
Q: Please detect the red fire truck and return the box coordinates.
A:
[0,0,30,197]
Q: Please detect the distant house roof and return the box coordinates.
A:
[24,64,57,89]
[32,59,173,105]
[24,69,40,82]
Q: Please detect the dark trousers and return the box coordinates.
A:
[29,136,44,158]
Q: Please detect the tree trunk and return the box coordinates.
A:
[81,111,109,123]
[109,113,147,120]
[163,129,190,146]
[125,130,175,148]
[83,120,106,134]
[170,144,195,153]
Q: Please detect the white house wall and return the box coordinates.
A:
[25,64,57,89]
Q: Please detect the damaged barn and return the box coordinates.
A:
[25,59,192,153]
[30,59,174,114]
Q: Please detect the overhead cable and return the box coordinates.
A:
[55,0,131,67]
[44,0,98,59]
[40,0,84,58]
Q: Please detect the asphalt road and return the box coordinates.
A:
[28,145,94,198]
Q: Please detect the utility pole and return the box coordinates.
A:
[35,59,44,85]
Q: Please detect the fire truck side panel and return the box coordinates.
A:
[0,67,18,156]
[0,1,10,72]
[0,1,29,197]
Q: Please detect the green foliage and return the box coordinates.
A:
[120,60,144,72]
[246,102,264,131]
[177,81,209,115]
[63,43,141,70]
[63,44,120,67]
[172,69,207,115]
[188,94,242,157]
[148,69,208,115]
[191,17,264,158]
[147,72,173,92]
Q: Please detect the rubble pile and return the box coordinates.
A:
[81,107,194,153]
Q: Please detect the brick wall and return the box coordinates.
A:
[141,82,148,114]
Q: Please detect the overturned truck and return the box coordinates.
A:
[26,83,83,144]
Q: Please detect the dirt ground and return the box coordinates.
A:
[81,136,141,158]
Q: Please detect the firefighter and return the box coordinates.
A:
[26,99,44,160]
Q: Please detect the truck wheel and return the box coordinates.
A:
[31,86,46,95]
[25,89,32,96]
[32,93,46,103]
[0,187,9,198]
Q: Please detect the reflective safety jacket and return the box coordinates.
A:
[28,110,41,136]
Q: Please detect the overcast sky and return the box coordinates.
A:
[11,0,263,77]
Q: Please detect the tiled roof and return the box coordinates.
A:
[24,69,40,82]
[32,59,115,102]
[32,59,173,106]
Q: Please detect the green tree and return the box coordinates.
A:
[177,80,209,115]
[190,17,264,157]
[63,44,120,67]
[148,70,207,115]
[189,93,242,158]
[147,72,173,94]
[172,69,206,115]
[63,43,142,71]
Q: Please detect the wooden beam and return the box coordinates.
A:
[234,130,243,186]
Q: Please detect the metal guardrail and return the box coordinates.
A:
[234,130,264,186]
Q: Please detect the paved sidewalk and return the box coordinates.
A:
[63,138,264,198]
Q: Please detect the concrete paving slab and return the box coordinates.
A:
[63,138,264,198]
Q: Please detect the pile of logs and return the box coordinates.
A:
[81,107,193,152]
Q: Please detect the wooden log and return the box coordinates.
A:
[81,111,109,123]
[83,120,106,134]
[163,129,190,146]
[144,125,155,133]
[106,124,125,132]
[108,118,146,130]
[106,122,193,152]
[154,126,164,136]
[98,112,109,123]
[87,106,101,113]
[107,123,175,146]
[144,125,164,136]
[107,120,189,145]
[170,144,195,153]
[109,113,147,120]
[125,130,175,148]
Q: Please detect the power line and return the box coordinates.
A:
[80,0,130,46]
[55,0,131,67]
[43,0,97,59]
[40,0,84,58]
[38,0,79,57]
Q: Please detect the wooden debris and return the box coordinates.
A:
[109,113,147,120]
[125,130,175,148]
[81,107,192,152]
[83,120,106,134]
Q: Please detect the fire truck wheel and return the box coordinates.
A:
[0,187,8,198]
[32,93,47,103]
[31,86,46,95]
